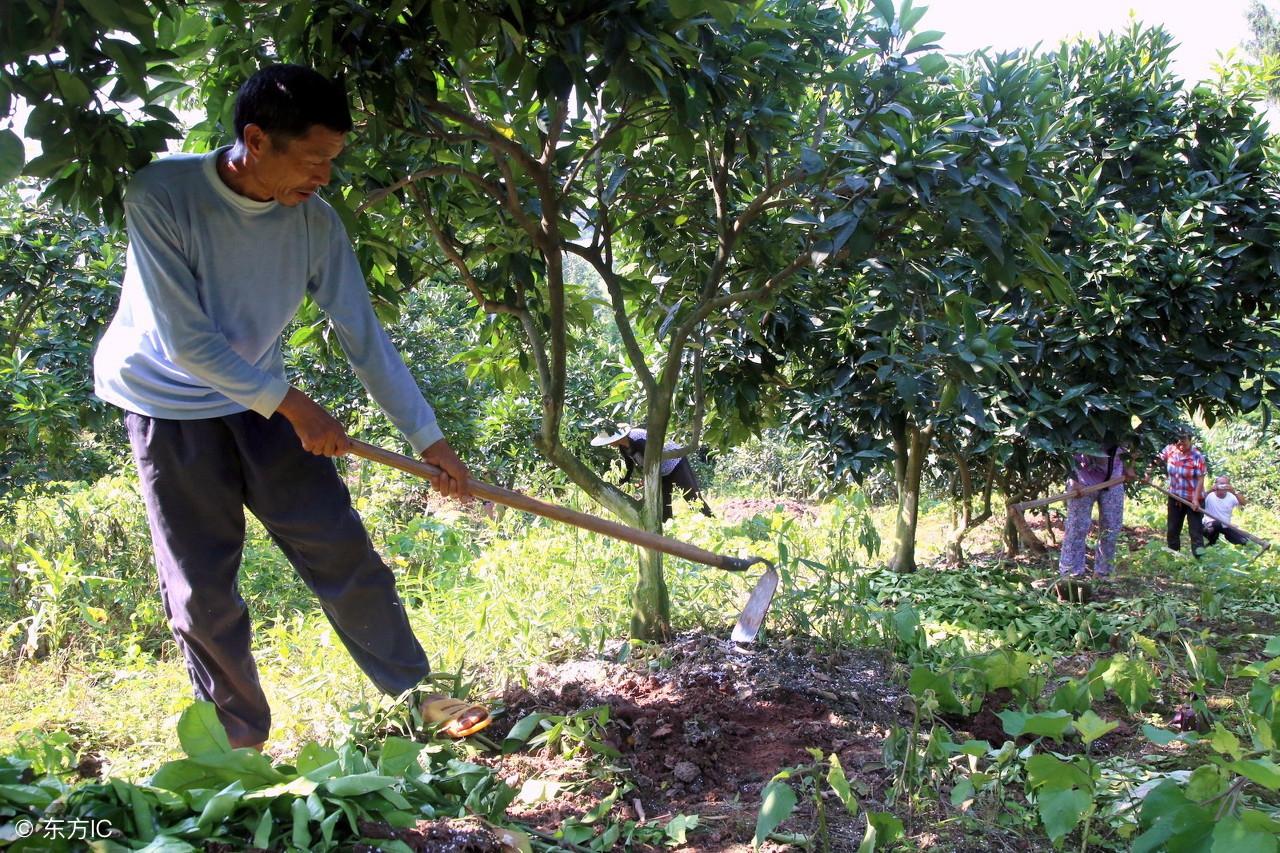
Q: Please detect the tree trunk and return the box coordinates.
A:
[1004,512,1020,557]
[890,422,931,573]
[630,546,672,641]
[1008,508,1048,554]
[630,437,672,641]
[945,455,994,564]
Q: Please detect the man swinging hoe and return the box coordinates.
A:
[93,65,489,749]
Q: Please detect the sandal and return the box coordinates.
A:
[418,695,492,738]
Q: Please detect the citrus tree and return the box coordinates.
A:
[2,0,963,638]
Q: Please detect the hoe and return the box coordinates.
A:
[349,439,779,642]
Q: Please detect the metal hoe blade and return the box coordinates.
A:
[731,565,779,643]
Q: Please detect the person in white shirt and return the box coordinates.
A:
[1203,476,1248,546]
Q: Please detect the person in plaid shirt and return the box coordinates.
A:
[1158,428,1207,556]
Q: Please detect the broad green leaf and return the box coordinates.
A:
[517,778,563,804]
[1231,758,1280,791]
[291,796,311,849]
[1038,787,1091,844]
[1212,816,1278,853]
[0,783,55,807]
[0,130,24,185]
[999,709,1072,741]
[1143,724,1185,746]
[242,776,320,801]
[253,809,273,849]
[1209,724,1242,759]
[1026,754,1091,792]
[176,701,231,757]
[907,666,964,714]
[904,30,944,53]
[1075,710,1118,746]
[870,0,895,25]
[665,814,698,844]
[950,777,975,808]
[296,742,340,777]
[858,811,904,852]
[196,780,245,831]
[1134,781,1214,853]
[753,780,797,848]
[377,737,426,777]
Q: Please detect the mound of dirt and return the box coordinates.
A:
[715,498,818,524]
[485,633,909,850]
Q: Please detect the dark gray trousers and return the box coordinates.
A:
[126,410,428,747]
[1166,497,1205,556]
[662,458,713,521]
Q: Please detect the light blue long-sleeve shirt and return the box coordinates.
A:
[93,148,443,454]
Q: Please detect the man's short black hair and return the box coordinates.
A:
[233,64,353,143]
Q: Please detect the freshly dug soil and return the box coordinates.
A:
[355,817,508,852]
[716,499,818,525]
[483,632,910,851]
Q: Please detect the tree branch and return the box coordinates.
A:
[427,101,542,176]
[355,165,506,215]
[409,185,521,317]
[563,241,658,395]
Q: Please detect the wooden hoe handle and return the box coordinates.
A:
[1010,476,1127,513]
[347,439,764,573]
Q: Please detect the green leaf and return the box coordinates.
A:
[1075,710,1118,746]
[1231,758,1280,791]
[827,755,859,815]
[0,783,55,808]
[1143,724,1185,746]
[665,813,699,844]
[322,773,399,797]
[904,30,944,53]
[999,709,1072,741]
[0,130,24,185]
[503,712,552,753]
[296,742,340,777]
[176,702,231,757]
[858,811,904,852]
[1213,815,1278,853]
[753,781,797,848]
[1025,754,1092,792]
[870,0,895,25]
[377,737,426,777]
[1134,781,1214,853]
[196,780,245,831]
[950,777,976,808]
[917,53,948,76]
[1209,724,1242,759]
[907,666,963,714]
[1038,787,1092,845]
[291,796,311,849]
[253,809,274,849]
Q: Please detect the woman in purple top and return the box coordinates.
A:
[1058,444,1133,578]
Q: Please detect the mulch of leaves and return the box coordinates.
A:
[481,632,910,851]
